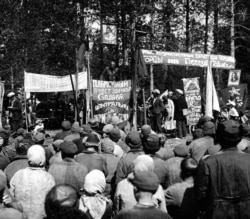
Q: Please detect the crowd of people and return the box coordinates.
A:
[0,105,248,219]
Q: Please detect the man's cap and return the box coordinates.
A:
[16,138,33,153]
[110,116,120,126]
[217,120,242,145]
[142,134,160,153]
[141,125,152,136]
[101,138,114,153]
[103,124,114,134]
[52,139,64,150]
[85,134,100,147]
[60,141,78,155]
[33,131,45,143]
[61,120,71,131]
[109,128,121,142]
[82,125,92,134]
[203,121,216,135]
[16,128,25,136]
[125,131,142,149]
[173,143,189,157]
[130,171,159,192]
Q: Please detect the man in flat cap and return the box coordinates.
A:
[48,141,88,192]
[194,120,250,218]
[7,92,23,132]
[115,171,171,219]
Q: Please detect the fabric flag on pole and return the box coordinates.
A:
[219,84,248,113]
[205,58,220,118]
[135,47,148,77]
[76,43,86,68]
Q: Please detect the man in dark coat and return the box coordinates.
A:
[7,92,23,132]
[149,89,165,133]
[194,120,250,219]
[174,89,188,139]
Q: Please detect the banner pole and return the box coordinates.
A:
[142,88,147,125]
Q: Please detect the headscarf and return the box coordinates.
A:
[27,145,46,167]
[79,170,108,219]
[133,155,154,173]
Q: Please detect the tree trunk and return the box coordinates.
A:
[185,0,190,52]
[204,0,209,53]
[231,0,235,57]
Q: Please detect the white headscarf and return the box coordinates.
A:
[80,170,108,219]
[84,170,106,194]
[133,154,154,173]
[27,145,46,167]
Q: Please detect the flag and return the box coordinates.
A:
[219,84,248,113]
[135,47,148,77]
[76,43,86,68]
[205,58,220,118]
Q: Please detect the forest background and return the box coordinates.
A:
[0,0,250,102]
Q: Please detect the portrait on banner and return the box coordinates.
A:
[228,69,241,86]
[102,24,117,45]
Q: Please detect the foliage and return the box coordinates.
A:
[0,0,250,92]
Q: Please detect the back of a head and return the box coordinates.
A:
[141,125,152,137]
[216,120,242,148]
[62,121,72,131]
[133,155,154,173]
[109,128,121,143]
[180,158,198,180]
[45,184,79,218]
[141,134,160,154]
[130,171,159,194]
[203,121,216,136]
[111,115,120,126]
[27,144,46,167]
[16,139,33,155]
[84,170,106,195]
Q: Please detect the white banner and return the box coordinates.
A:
[24,71,87,92]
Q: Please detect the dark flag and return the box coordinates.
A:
[219,84,248,113]
[76,43,86,68]
[135,47,148,77]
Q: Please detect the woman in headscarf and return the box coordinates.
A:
[10,145,55,219]
[114,155,167,214]
[79,169,112,219]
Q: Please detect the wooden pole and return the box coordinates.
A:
[87,51,93,119]
[75,50,79,123]
[142,88,147,125]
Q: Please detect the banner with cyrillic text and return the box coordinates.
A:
[92,80,131,123]
[142,50,235,69]
[24,71,87,92]
[182,77,202,125]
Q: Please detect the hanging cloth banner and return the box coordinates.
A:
[24,71,87,92]
[92,80,132,124]
[219,84,248,113]
[182,77,202,125]
[142,50,235,69]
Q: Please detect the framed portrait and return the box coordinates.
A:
[228,69,241,86]
[102,24,117,45]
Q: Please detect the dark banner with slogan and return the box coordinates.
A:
[142,49,235,69]
[219,84,248,113]
[92,80,132,123]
